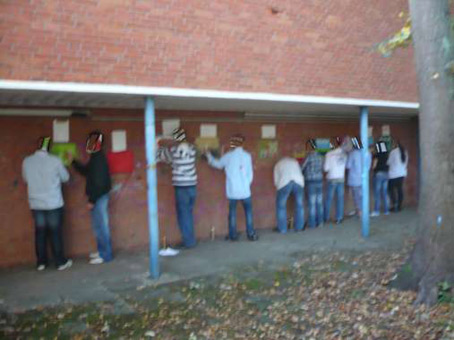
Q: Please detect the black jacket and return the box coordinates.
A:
[73,151,112,204]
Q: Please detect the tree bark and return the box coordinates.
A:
[404,0,454,305]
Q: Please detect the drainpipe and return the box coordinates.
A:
[145,97,160,278]
[360,106,370,238]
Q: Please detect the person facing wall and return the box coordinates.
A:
[205,134,258,241]
[324,137,350,224]
[371,141,390,217]
[387,140,408,212]
[22,137,72,271]
[157,127,198,249]
[273,157,305,233]
[68,131,113,265]
[301,141,324,228]
[346,137,372,218]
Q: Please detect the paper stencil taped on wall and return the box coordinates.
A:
[261,125,276,139]
[107,150,134,174]
[112,130,127,152]
[53,119,69,142]
[162,119,180,137]
[200,124,217,138]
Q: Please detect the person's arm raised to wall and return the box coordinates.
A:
[58,159,70,183]
[206,151,226,170]
[72,159,88,176]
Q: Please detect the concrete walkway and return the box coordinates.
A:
[0,209,418,312]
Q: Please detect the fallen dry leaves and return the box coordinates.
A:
[1,246,454,339]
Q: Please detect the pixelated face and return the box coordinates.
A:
[86,133,103,153]
[38,137,51,151]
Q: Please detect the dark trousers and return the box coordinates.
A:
[388,177,404,211]
[32,208,67,267]
[228,197,255,239]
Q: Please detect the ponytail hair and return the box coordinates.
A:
[398,141,406,163]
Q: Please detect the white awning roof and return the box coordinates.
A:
[0,80,419,119]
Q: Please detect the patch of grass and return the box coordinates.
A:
[244,278,266,290]
[438,281,454,304]
[274,267,292,282]
[402,263,412,274]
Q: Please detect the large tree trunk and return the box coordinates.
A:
[402,0,454,305]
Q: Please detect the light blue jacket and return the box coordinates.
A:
[207,147,253,200]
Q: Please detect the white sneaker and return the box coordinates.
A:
[89,257,104,265]
[57,259,73,271]
[159,247,180,257]
[370,212,380,217]
[89,252,100,259]
[37,264,46,271]
[347,210,357,217]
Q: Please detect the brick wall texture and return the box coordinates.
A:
[0,1,420,266]
[0,0,417,101]
[0,111,419,267]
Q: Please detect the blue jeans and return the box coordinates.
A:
[32,208,67,266]
[175,186,197,247]
[276,181,304,233]
[324,181,344,222]
[350,186,362,213]
[374,171,389,213]
[228,196,255,239]
[306,180,324,228]
[91,194,113,261]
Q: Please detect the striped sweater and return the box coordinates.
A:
[158,142,197,187]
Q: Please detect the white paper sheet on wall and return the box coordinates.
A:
[368,126,373,136]
[162,119,180,137]
[53,119,69,142]
[382,125,391,136]
[261,125,276,139]
[200,124,217,138]
[112,130,127,152]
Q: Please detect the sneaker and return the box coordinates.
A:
[89,257,104,265]
[225,235,239,241]
[347,210,357,217]
[159,247,180,257]
[370,211,380,217]
[89,252,100,259]
[384,211,390,216]
[247,233,259,241]
[37,264,46,271]
[273,227,286,234]
[335,219,343,225]
[57,259,73,271]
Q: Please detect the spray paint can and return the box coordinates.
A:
[210,226,216,241]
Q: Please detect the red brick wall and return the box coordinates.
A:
[0,110,418,267]
[0,0,416,101]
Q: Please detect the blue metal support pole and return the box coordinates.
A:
[360,106,370,238]
[145,97,160,279]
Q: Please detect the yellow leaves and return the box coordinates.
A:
[4,247,454,339]
[377,14,412,57]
